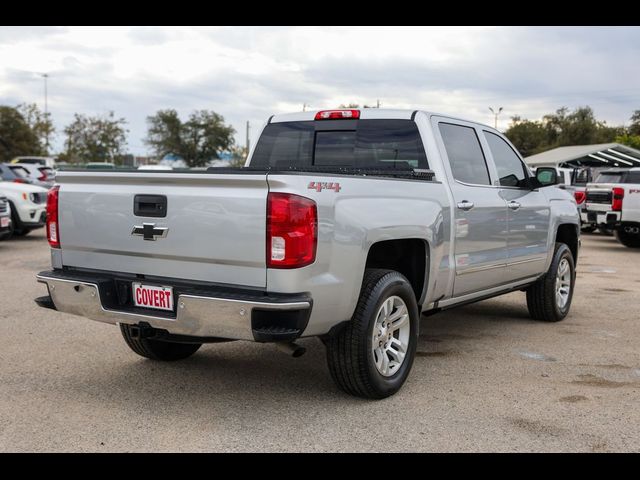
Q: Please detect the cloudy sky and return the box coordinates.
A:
[1,26,640,155]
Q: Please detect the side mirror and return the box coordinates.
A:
[535,167,558,187]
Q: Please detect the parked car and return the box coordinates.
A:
[11,156,57,168]
[0,177,48,237]
[583,168,640,248]
[35,109,580,399]
[13,163,55,189]
[0,163,36,185]
[536,165,617,235]
[0,195,11,240]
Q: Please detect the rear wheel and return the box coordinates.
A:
[325,269,419,399]
[526,243,575,322]
[120,324,202,361]
[615,225,640,248]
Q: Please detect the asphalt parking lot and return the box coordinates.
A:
[0,230,638,452]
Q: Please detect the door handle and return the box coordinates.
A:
[457,200,474,211]
[508,201,521,211]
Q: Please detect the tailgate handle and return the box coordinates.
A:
[134,195,167,218]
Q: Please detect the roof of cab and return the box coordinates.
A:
[270,108,415,123]
[269,108,496,131]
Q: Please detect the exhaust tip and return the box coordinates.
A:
[291,345,306,358]
[276,341,306,358]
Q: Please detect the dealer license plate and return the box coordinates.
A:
[132,283,174,311]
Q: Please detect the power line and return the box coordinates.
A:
[41,73,49,155]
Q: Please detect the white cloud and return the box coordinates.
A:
[1,26,639,155]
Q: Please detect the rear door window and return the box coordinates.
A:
[438,123,491,185]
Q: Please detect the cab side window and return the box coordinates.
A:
[439,123,491,185]
[484,132,528,187]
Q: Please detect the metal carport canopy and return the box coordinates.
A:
[524,143,640,168]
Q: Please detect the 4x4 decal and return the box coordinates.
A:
[308,181,341,193]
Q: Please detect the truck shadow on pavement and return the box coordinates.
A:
[50,298,537,409]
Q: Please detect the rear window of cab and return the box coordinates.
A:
[251,119,428,170]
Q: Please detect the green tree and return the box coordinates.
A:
[628,110,640,136]
[63,112,128,163]
[504,116,547,157]
[615,133,640,150]
[0,106,41,162]
[145,109,236,167]
[506,106,624,157]
[17,103,54,155]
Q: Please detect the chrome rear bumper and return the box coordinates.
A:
[36,271,311,341]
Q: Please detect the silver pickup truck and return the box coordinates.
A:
[35,109,580,399]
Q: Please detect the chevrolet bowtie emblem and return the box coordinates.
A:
[131,223,169,241]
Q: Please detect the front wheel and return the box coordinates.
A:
[615,225,640,248]
[325,269,419,399]
[526,243,575,322]
[120,324,201,361]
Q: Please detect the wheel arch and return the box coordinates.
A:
[556,223,579,263]
[364,238,430,306]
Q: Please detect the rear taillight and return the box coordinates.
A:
[46,185,60,248]
[612,187,624,211]
[314,109,360,120]
[13,178,26,184]
[574,191,586,205]
[266,193,317,269]
[38,173,47,181]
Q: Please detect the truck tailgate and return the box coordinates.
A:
[57,172,268,287]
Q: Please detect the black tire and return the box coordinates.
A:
[325,269,419,399]
[615,227,640,248]
[9,205,23,236]
[526,243,575,322]
[120,324,201,361]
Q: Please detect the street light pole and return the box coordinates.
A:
[41,73,50,155]
[489,106,503,130]
[246,121,250,154]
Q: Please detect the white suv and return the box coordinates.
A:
[584,168,640,248]
[0,177,48,237]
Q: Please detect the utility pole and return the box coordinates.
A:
[42,73,50,155]
[303,103,310,112]
[489,106,503,130]
[376,99,381,108]
[245,121,250,154]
